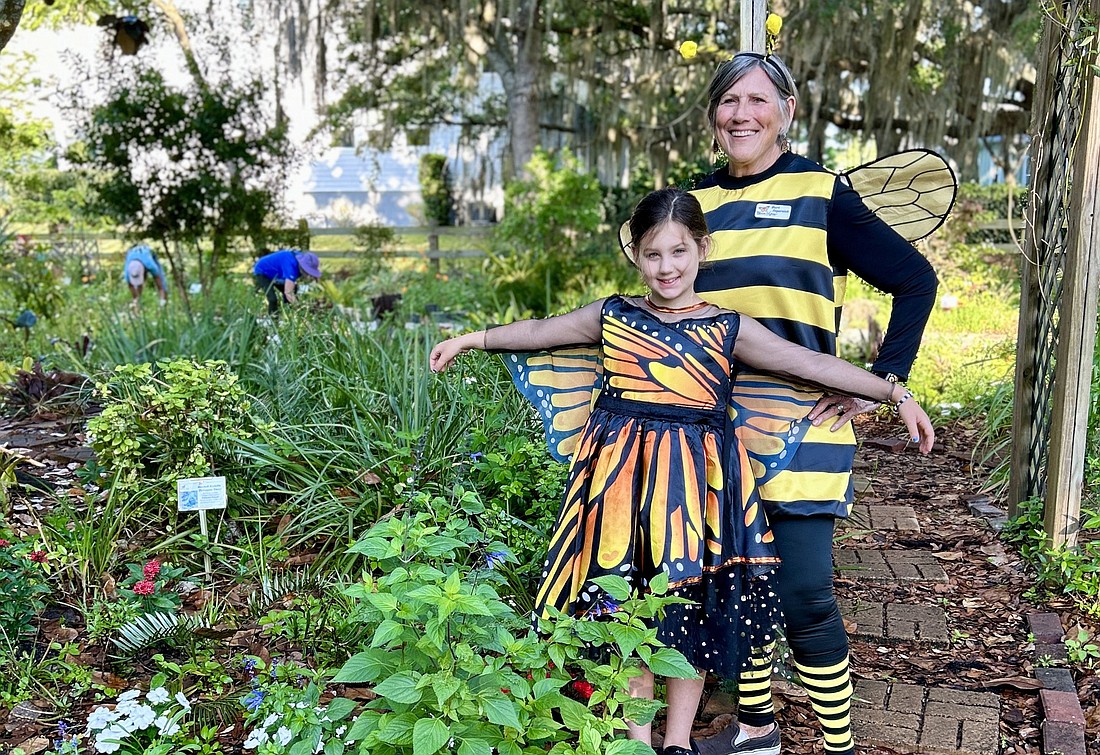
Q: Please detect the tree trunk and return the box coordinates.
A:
[0,0,26,53]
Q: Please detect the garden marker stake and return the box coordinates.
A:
[176,476,228,580]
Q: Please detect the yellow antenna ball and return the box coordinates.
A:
[679,40,699,59]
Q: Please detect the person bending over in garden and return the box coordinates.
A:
[689,52,940,755]
[123,243,168,308]
[429,187,934,755]
[252,248,322,315]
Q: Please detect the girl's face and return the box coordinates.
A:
[634,221,709,309]
[713,66,794,177]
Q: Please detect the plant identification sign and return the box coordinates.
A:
[177,476,227,511]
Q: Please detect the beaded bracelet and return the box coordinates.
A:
[892,390,914,414]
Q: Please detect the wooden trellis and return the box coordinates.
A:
[1008,0,1100,547]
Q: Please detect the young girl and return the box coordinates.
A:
[430,187,934,755]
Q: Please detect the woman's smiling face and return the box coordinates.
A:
[713,66,794,177]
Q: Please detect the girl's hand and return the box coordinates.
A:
[898,398,935,454]
[429,331,483,373]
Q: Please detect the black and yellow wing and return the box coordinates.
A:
[841,149,958,242]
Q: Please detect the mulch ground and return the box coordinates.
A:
[2,411,1099,754]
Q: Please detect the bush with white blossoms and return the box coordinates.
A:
[79,680,193,755]
[240,662,359,754]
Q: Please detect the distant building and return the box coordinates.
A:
[301,119,506,228]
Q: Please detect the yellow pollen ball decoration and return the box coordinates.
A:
[679,40,699,59]
[766,13,783,36]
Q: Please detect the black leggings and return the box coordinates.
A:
[772,515,847,667]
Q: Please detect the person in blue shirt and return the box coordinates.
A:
[252,249,322,314]
[123,244,168,306]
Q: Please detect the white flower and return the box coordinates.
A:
[243,728,269,750]
[275,726,293,746]
[175,692,192,711]
[262,713,281,729]
[120,704,156,732]
[155,714,181,736]
[335,726,346,738]
[95,725,128,753]
[115,690,142,715]
[87,706,119,731]
[146,687,171,705]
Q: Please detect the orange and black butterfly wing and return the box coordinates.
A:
[499,346,603,463]
[728,374,817,485]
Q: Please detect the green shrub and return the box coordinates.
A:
[316,485,690,755]
[419,154,453,226]
[0,536,50,643]
[86,358,267,504]
[488,149,607,316]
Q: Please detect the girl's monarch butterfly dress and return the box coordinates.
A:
[510,295,783,676]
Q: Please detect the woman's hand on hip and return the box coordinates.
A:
[808,394,880,431]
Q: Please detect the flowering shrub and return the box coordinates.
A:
[0,535,50,641]
[117,559,186,613]
[75,680,195,754]
[238,662,358,753]
[86,359,267,509]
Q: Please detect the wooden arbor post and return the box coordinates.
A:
[1042,20,1100,548]
[740,0,766,53]
[1008,0,1100,548]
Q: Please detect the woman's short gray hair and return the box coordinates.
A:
[706,53,799,144]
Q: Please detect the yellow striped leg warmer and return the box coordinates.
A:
[736,644,776,727]
[794,656,854,754]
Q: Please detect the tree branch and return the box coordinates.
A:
[0,0,27,53]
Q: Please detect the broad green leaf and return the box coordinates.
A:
[532,677,566,697]
[324,741,346,755]
[645,648,697,679]
[406,585,445,602]
[481,695,522,730]
[412,717,450,755]
[458,738,492,755]
[607,624,648,658]
[556,696,593,730]
[372,619,406,648]
[621,696,663,726]
[590,575,631,601]
[333,650,396,683]
[451,594,493,616]
[606,739,657,755]
[375,671,425,704]
[431,674,464,707]
[325,697,358,722]
[648,571,669,594]
[367,592,400,613]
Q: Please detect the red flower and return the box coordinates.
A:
[28,550,47,563]
[0,539,10,547]
[571,680,595,700]
[143,559,162,579]
[133,579,156,596]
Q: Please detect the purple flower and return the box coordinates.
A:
[485,551,508,569]
[241,688,266,712]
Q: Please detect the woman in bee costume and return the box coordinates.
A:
[691,52,948,755]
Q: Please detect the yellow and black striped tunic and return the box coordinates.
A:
[692,153,936,518]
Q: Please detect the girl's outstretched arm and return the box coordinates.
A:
[733,315,935,453]
[429,299,605,373]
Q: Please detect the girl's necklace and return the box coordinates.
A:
[644,296,709,314]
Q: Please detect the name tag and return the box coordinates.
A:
[754,203,792,221]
